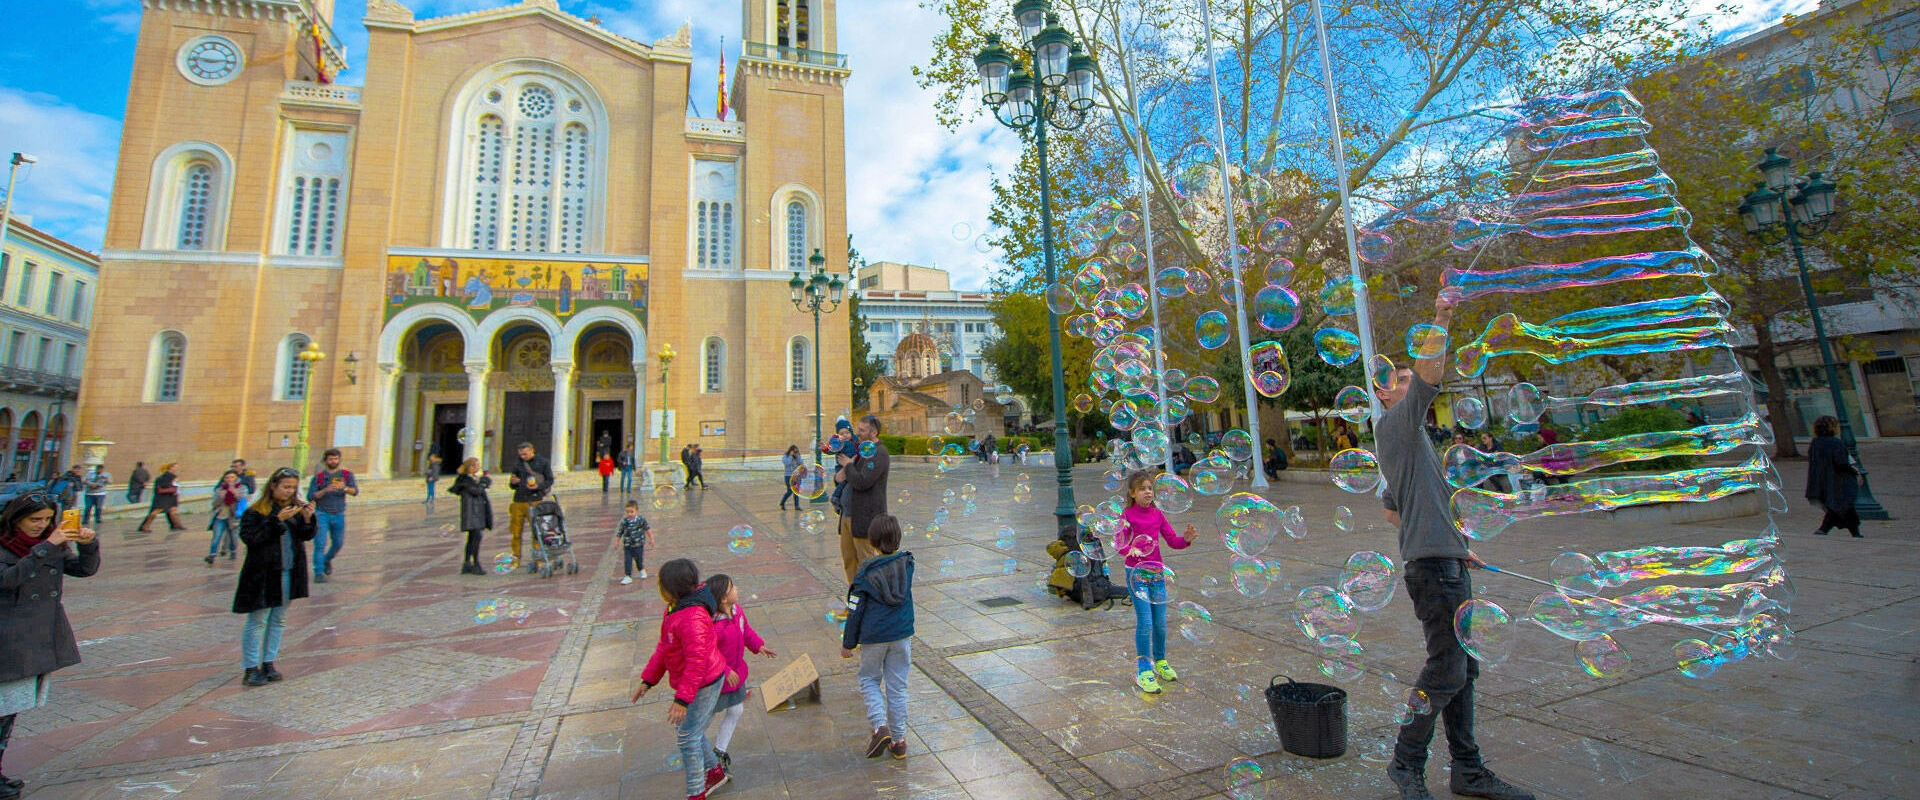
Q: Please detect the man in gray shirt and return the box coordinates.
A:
[1376,292,1533,800]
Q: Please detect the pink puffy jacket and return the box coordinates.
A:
[713,606,767,687]
[640,585,730,707]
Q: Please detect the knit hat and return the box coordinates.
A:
[835,417,853,433]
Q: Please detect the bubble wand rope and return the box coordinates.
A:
[1473,562,1726,639]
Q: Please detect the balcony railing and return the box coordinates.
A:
[686,118,744,138]
[743,41,848,69]
[281,81,361,107]
[0,366,80,398]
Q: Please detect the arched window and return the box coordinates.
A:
[144,143,232,251]
[786,200,808,271]
[279,130,349,257]
[693,160,738,270]
[149,331,187,402]
[279,333,313,400]
[449,66,606,253]
[702,336,725,393]
[789,336,811,392]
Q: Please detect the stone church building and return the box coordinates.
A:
[79,0,852,478]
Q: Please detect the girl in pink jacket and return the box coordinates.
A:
[634,559,737,799]
[704,574,778,774]
[1115,472,1195,694]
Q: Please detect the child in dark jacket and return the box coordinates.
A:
[823,417,859,513]
[840,514,915,759]
[616,500,654,584]
[635,559,737,800]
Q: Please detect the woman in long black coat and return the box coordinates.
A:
[1805,415,1862,537]
[0,491,100,798]
[232,468,317,687]
[448,457,493,575]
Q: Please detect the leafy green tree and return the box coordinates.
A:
[848,292,888,409]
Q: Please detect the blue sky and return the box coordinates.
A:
[0,0,1814,290]
[0,0,1019,289]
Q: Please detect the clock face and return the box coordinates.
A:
[179,36,242,85]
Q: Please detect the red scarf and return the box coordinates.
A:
[1,527,48,558]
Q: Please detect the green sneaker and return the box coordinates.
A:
[1153,660,1179,682]
[1135,669,1162,694]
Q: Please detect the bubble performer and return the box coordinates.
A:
[1371,290,1536,800]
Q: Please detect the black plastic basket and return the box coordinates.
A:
[1265,675,1347,758]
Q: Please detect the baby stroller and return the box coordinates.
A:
[528,498,578,578]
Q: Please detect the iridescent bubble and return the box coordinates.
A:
[1329,449,1381,493]
[491,553,518,575]
[725,525,756,555]
[1249,341,1290,397]
[1230,554,1273,598]
[1577,634,1631,678]
[1226,756,1266,800]
[1317,638,1367,681]
[791,464,831,500]
[1405,324,1449,361]
[1356,230,1395,265]
[1128,562,1177,605]
[1045,282,1077,315]
[1549,551,1599,595]
[1672,638,1722,679]
[474,599,500,624]
[1262,258,1296,287]
[952,221,973,240]
[650,484,681,511]
[1256,216,1293,253]
[1217,492,1280,557]
[1319,276,1359,316]
[1314,328,1363,366]
[858,440,878,459]
[1220,430,1255,462]
[1184,268,1213,297]
[1073,393,1095,414]
[1064,550,1091,577]
[1184,376,1222,404]
[1333,506,1354,533]
[1454,599,1514,666]
[1339,551,1396,613]
[995,525,1016,550]
[1175,600,1217,644]
[1190,456,1236,496]
[1295,585,1360,645]
[1335,385,1372,424]
[1367,354,1397,393]
[1453,397,1489,430]
[801,508,828,534]
[1155,266,1191,299]
[1152,473,1194,514]
[1442,247,1713,302]
[1113,283,1149,319]
[1254,285,1302,332]
[1282,506,1306,540]
[943,411,971,436]
[1196,311,1231,350]
[1112,210,1142,237]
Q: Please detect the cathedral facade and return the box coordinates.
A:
[80,0,852,478]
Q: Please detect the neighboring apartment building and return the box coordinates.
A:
[856,261,1000,380]
[0,217,95,480]
[1715,0,1920,437]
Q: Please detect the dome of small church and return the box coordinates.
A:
[894,332,943,381]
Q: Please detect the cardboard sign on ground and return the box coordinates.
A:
[761,653,821,711]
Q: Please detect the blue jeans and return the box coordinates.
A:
[82,495,105,525]
[207,518,237,557]
[241,605,288,668]
[619,468,634,493]
[314,511,346,574]
[675,677,723,796]
[1127,571,1168,665]
[857,638,911,735]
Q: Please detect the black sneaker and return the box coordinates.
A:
[715,748,731,771]
[243,667,269,687]
[313,573,329,583]
[324,563,334,575]
[865,726,893,758]
[1386,761,1434,800]
[1451,768,1535,800]
[261,662,284,682]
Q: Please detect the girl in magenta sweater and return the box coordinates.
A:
[1116,472,1195,694]
[704,574,777,774]
[634,559,737,800]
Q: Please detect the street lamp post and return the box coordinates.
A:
[790,248,846,505]
[656,343,677,465]
[292,341,327,474]
[0,153,39,292]
[973,1,1097,539]
[1738,147,1887,520]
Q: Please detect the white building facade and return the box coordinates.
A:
[0,218,96,480]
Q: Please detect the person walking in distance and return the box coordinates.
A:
[597,452,615,494]
[449,458,493,575]
[1374,291,1533,800]
[778,445,803,510]
[306,449,359,584]
[230,459,257,496]
[126,461,151,504]
[617,446,636,495]
[508,442,554,571]
[687,444,708,489]
[1806,415,1862,538]
[136,463,184,532]
[81,464,111,527]
[834,416,891,584]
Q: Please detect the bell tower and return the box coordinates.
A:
[743,0,837,53]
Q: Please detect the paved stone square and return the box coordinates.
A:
[6,442,1918,799]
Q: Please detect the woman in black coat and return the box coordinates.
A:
[1805,415,1862,537]
[448,457,493,575]
[0,491,100,798]
[232,468,317,687]
[136,462,184,532]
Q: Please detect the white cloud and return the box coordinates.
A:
[1695,0,1823,41]
[0,87,123,251]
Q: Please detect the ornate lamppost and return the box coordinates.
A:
[292,341,326,473]
[790,249,846,504]
[656,343,677,465]
[1738,147,1887,520]
[972,0,1097,538]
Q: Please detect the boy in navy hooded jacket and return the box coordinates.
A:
[840,514,914,760]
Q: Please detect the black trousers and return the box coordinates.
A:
[1394,557,1483,771]
[1,711,14,770]
[1818,506,1860,534]
[464,530,483,563]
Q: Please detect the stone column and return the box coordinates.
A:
[372,362,402,479]
[633,361,649,488]
[464,362,490,469]
[551,362,574,472]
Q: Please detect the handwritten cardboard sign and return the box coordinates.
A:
[761,653,821,711]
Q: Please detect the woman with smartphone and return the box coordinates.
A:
[231,468,316,688]
[0,491,100,799]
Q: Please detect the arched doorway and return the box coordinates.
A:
[494,325,556,472]
[0,411,13,474]
[394,322,470,476]
[13,412,39,481]
[572,325,637,469]
[43,414,66,480]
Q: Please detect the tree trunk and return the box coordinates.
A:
[1750,322,1801,459]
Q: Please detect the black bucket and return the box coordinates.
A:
[1265,675,1347,758]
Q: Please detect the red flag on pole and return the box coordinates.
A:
[717,37,729,121]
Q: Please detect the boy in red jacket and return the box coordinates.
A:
[635,559,737,799]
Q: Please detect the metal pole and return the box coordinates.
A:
[1120,55,1176,475]
[1197,0,1267,489]
[294,382,315,477]
[1787,214,1888,520]
[810,294,829,503]
[1308,0,1386,424]
[1033,91,1078,539]
[657,360,671,465]
[0,157,21,284]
